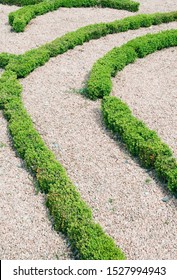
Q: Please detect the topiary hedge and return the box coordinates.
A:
[0,53,17,68]
[6,11,177,77]
[87,29,177,100]
[102,96,177,195]
[0,0,42,5]
[92,30,177,194]
[8,0,140,32]
[0,69,125,259]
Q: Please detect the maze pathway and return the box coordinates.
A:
[1,0,177,259]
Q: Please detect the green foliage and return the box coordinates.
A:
[0,70,125,259]
[87,29,177,100]
[87,29,177,194]
[6,12,177,78]
[0,53,17,68]
[8,0,140,32]
[6,48,50,77]
[87,45,137,100]
[102,96,177,194]
[47,184,125,259]
[0,0,43,5]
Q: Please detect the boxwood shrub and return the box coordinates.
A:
[0,70,125,259]
[102,96,177,195]
[87,29,177,100]
[6,11,177,77]
[8,0,140,32]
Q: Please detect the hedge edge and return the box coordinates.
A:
[8,0,140,32]
[6,11,177,78]
[0,70,126,260]
[92,30,177,194]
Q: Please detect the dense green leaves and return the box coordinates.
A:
[8,0,140,32]
[87,29,177,99]
[101,92,177,194]
[6,11,177,78]
[0,70,125,259]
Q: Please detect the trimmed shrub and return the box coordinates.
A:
[0,53,17,68]
[87,29,177,100]
[101,95,177,194]
[0,0,43,5]
[6,12,177,77]
[0,70,125,259]
[8,0,140,32]
[47,184,125,259]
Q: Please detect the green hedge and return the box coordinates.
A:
[0,0,42,5]
[6,11,177,77]
[0,69,125,259]
[87,29,177,100]
[102,96,177,195]
[0,53,17,68]
[96,30,177,194]
[8,0,140,32]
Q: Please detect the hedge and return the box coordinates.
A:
[0,0,42,5]
[8,0,140,32]
[6,11,177,77]
[97,30,177,194]
[0,69,125,259]
[0,53,17,68]
[102,96,177,195]
[87,29,177,100]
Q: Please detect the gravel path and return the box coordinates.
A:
[1,0,177,259]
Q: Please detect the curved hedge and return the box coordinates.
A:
[6,11,177,77]
[0,53,17,68]
[87,29,177,101]
[8,0,140,32]
[0,69,125,259]
[0,0,42,5]
[86,29,177,194]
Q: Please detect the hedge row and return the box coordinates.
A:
[0,53,17,68]
[98,30,177,194]
[0,0,42,5]
[87,29,177,100]
[0,70,125,259]
[102,96,177,195]
[6,11,177,77]
[8,0,140,32]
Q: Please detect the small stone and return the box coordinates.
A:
[52,143,59,148]
[161,196,170,203]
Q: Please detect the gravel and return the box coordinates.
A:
[1,0,177,259]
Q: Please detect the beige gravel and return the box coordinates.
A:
[1,0,177,259]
